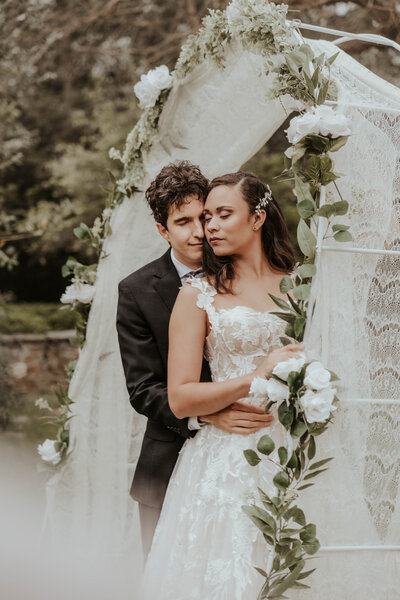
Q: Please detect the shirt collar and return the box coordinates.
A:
[170,249,201,281]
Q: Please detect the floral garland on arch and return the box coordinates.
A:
[36,2,354,596]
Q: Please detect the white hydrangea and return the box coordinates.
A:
[61,282,95,304]
[286,105,352,144]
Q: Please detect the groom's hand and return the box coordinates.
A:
[199,401,273,435]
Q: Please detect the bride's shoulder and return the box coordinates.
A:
[177,277,217,311]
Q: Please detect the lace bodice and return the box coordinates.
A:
[190,278,286,388]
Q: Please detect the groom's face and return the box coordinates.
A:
[156,194,204,269]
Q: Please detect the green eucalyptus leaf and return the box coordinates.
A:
[285,323,295,338]
[332,223,350,231]
[278,402,295,429]
[303,154,321,182]
[293,581,311,589]
[307,436,316,460]
[297,567,317,580]
[316,204,335,218]
[327,51,340,65]
[297,483,314,491]
[269,293,291,312]
[291,420,308,438]
[334,230,352,242]
[303,468,328,480]
[271,312,296,324]
[268,560,305,598]
[285,506,306,526]
[317,79,329,104]
[255,567,268,578]
[331,200,349,215]
[328,135,349,153]
[278,446,288,465]
[273,471,290,491]
[296,263,316,279]
[297,219,316,259]
[257,435,275,456]
[297,199,315,219]
[293,284,311,301]
[294,177,314,203]
[309,457,334,470]
[294,316,306,339]
[302,538,321,555]
[280,276,294,294]
[300,523,316,542]
[243,449,261,466]
[287,451,299,469]
[328,369,340,381]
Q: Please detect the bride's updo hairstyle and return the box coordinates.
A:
[203,171,296,293]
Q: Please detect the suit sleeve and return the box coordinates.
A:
[116,280,192,439]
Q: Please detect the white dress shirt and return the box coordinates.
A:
[170,250,205,431]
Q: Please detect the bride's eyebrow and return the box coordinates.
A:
[203,205,233,214]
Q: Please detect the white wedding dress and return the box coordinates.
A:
[138,279,288,600]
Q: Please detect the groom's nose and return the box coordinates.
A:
[192,218,204,239]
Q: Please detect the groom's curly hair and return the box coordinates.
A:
[145,161,209,228]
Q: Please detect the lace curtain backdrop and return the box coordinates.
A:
[42,35,400,598]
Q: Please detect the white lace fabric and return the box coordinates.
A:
[139,279,287,599]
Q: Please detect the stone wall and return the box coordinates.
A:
[0,331,78,395]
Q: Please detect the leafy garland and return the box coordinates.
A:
[38,3,353,597]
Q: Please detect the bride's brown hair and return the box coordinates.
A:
[203,172,296,293]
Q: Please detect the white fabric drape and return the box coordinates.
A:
[44,36,400,598]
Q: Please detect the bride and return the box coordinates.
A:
[138,171,304,599]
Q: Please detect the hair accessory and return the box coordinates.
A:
[255,185,273,215]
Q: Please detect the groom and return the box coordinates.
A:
[117,161,272,557]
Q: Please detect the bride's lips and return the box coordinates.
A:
[209,237,224,244]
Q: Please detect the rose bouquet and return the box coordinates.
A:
[243,354,339,599]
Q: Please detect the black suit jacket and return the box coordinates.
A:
[116,249,211,508]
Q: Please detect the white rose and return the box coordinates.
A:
[313,105,351,137]
[300,388,337,423]
[38,439,62,465]
[60,283,95,304]
[133,77,160,108]
[249,376,270,397]
[265,378,289,403]
[146,65,172,91]
[304,361,331,390]
[272,355,306,381]
[285,112,320,144]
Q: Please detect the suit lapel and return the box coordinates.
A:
[153,250,181,313]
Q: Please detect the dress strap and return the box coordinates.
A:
[186,277,218,322]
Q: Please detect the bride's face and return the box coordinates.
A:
[203,184,257,256]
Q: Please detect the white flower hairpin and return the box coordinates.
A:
[255,185,273,215]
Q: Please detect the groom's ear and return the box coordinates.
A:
[156,222,170,243]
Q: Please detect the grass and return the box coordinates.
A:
[0,303,77,334]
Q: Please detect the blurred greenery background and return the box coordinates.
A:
[1,0,399,436]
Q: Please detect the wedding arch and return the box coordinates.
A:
[43,2,400,597]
